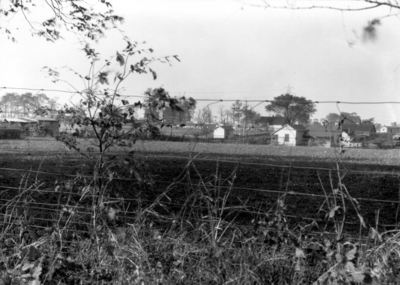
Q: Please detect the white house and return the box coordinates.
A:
[271,124,307,146]
[381,125,400,134]
[380,126,388,133]
[213,125,234,139]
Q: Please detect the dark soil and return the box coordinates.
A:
[1,150,399,236]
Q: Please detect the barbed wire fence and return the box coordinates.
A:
[1,142,400,241]
[0,85,399,244]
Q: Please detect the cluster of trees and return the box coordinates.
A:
[193,100,261,126]
[0,92,59,118]
[142,88,197,126]
[188,94,316,127]
[321,112,383,130]
[142,92,317,127]
[324,113,400,130]
[265,94,316,124]
[324,112,374,125]
[231,101,261,126]
[160,98,197,125]
[195,107,214,125]
[169,92,398,132]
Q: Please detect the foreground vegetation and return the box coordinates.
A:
[1,139,400,284]
[1,158,400,285]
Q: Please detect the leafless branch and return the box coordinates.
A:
[249,1,383,12]
[365,0,400,10]
[20,1,36,31]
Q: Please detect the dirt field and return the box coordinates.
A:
[1,138,400,234]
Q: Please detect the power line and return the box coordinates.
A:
[0,86,283,95]
[0,87,78,94]
[3,86,400,105]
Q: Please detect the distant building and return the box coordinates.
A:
[183,122,196,128]
[341,123,376,140]
[271,124,307,146]
[305,124,341,147]
[1,117,60,137]
[2,118,28,125]
[21,117,60,137]
[340,131,362,148]
[381,125,400,134]
[214,125,234,139]
[259,116,289,131]
[0,119,27,139]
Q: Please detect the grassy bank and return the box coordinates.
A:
[3,138,400,166]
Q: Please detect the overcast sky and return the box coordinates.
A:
[1,0,400,125]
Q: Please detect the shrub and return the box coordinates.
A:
[0,128,22,139]
[363,142,380,149]
[245,135,271,145]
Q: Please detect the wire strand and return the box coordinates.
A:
[3,86,400,105]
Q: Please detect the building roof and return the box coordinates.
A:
[306,125,341,136]
[306,130,340,137]
[3,118,28,123]
[215,125,234,131]
[289,124,306,131]
[33,117,59,122]
[259,116,289,126]
[341,123,376,133]
[21,117,59,122]
[271,124,306,134]
[20,117,39,123]
[246,130,271,136]
[306,124,338,131]
[199,123,216,129]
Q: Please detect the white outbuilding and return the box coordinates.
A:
[213,125,234,139]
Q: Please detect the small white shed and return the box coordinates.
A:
[214,125,234,139]
[381,126,400,134]
[380,126,389,133]
[271,124,306,146]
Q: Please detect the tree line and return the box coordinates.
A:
[150,98,263,127]
[188,94,315,127]
[0,92,59,118]
[0,90,392,131]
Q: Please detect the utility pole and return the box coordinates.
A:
[243,100,248,138]
[286,84,293,94]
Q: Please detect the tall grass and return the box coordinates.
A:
[1,155,400,285]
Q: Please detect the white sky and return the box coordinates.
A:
[1,0,400,125]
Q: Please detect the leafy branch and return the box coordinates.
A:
[0,0,124,42]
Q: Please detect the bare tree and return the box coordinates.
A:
[231,100,243,126]
[217,105,225,124]
[224,109,234,125]
[195,108,203,124]
[202,107,213,125]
